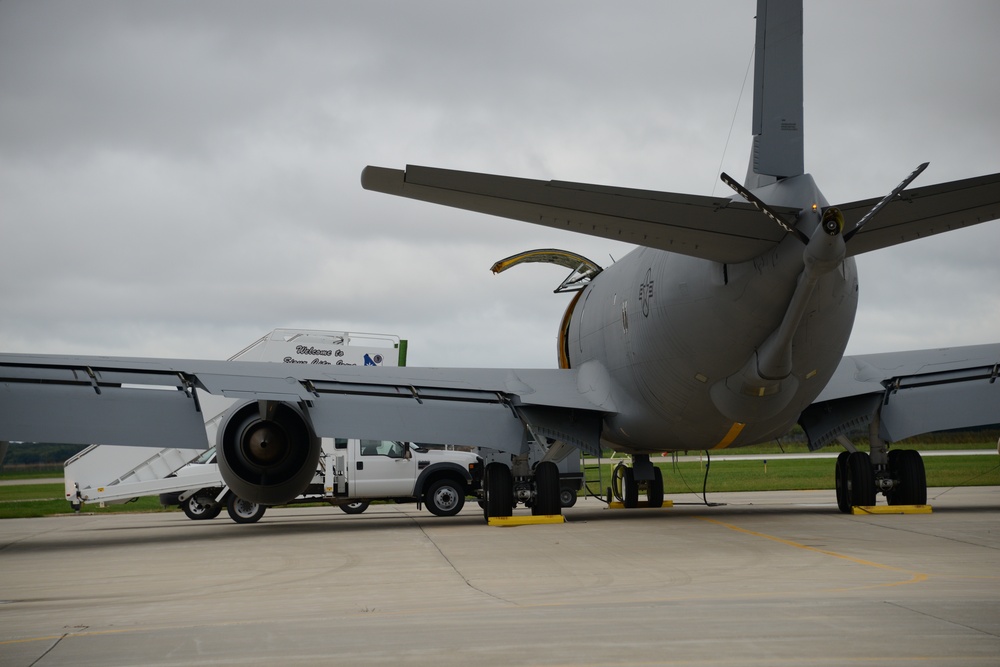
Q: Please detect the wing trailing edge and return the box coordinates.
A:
[800,343,1000,450]
[0,353,613,455]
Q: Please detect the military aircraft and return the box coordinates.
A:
[1,0,998,520]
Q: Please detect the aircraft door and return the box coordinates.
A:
[351,440,417,497]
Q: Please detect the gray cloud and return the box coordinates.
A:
[1,0,997,368]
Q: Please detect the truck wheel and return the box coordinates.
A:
[425,478,466,517]
[227,494,266,524]
[339,501,370,514]
[183,494,222,521]
[559,487,578,508]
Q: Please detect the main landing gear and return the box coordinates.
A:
[834,448,927,513]
[610,455,664,508]
[481,460,562,521]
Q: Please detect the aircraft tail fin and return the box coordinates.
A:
[745,0,804,189]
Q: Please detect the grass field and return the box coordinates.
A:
[581,454,1000,499]
[2,451,996,519]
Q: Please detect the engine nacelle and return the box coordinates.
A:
[216,401,321,506]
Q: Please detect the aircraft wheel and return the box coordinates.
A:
[532,461,561,516]
[227,494,266,524]
[339,501,370,514]
[846,452,876,508]
[646,466,664,508]
[559,487,578,508]
[425,478,466,517]
[182,494,222,520]
[834,451,852,513]
[622,466,639,508]
[888,450,926,506]
[483,463,513,521]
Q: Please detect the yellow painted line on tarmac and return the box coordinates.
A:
[696,516,929,587]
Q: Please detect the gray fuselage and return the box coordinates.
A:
[564,174,859,452]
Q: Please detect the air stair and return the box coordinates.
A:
[61,328,406,510]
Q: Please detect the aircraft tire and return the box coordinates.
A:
[182,494,222,521]
[532,461,561,516]
[484,463,513,520]
[646,466,664,508]
[888,450,926,506]
[226,494,267,524]
[834,451,852,513]
[425,478,466,517]
[622,466,639,508]
[846,452,876,507]
[339,501,370,514]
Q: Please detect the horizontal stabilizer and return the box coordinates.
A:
[836,171,1000,256]
[362,165,798,264]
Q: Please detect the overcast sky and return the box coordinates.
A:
[1,0,998,369]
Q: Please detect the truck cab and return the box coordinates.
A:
[329,438,480,515]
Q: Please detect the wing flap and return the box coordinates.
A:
[800,343,1000,449]
[1,382,210,448]
[362,165,793,263]
[838,172,1000,256]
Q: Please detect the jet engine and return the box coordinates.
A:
[216,400,321,506]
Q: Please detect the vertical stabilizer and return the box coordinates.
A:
[746,0,803,188]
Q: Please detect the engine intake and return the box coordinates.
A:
[216,401,321,506]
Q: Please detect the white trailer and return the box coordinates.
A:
[64,329,406,511]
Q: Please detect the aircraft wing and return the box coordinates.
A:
[0,353,613,455]
[838,172,1000,256]
[361,165,793,264]
[799,343,1000,450]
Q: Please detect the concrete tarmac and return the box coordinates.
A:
[1,487,998,666]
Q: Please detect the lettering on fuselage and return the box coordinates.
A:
[639,268,654,317]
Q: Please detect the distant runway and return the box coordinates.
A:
[1,487,998,666]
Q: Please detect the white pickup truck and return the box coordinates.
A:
[162,437,482,523]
